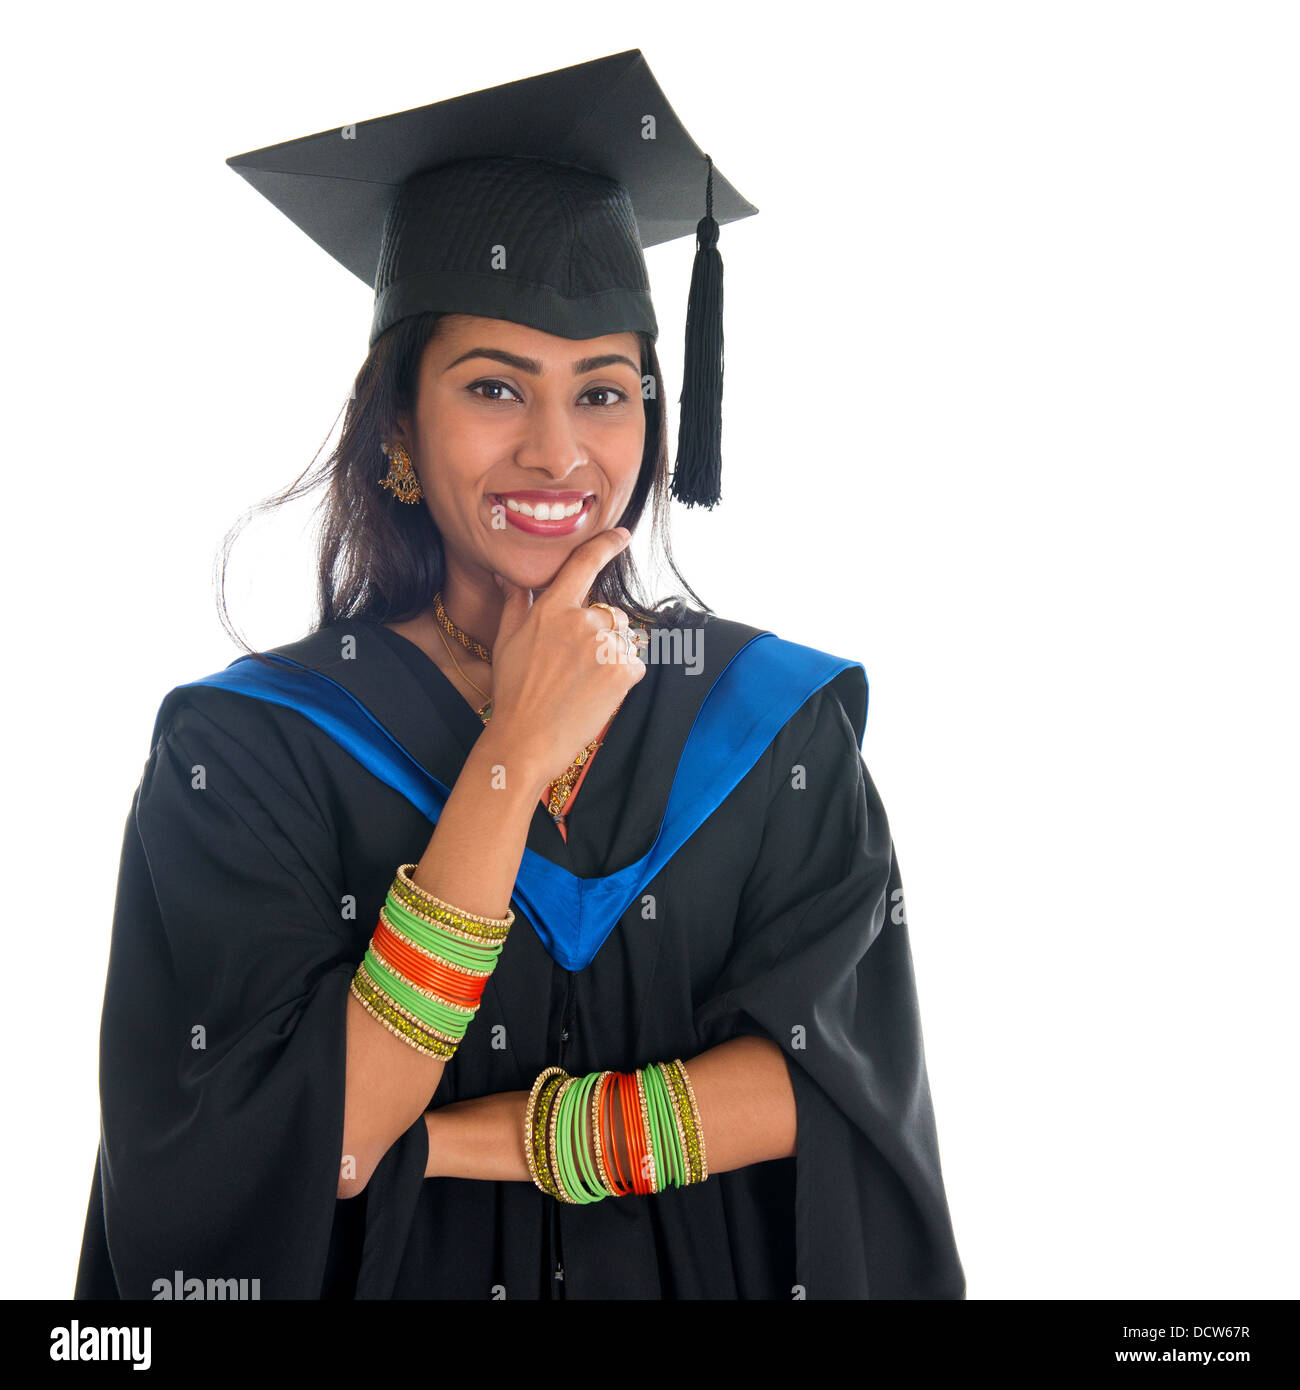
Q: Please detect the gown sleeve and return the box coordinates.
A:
[693,683,966,1299]
[77,686,427,1299]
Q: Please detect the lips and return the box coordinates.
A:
[493,491,591,502]
[488,491,596,536]
[491,492,594,521]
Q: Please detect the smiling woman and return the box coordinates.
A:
[215,306,692,652]
[395,320,646,559]
[75,49,965,1302]
[371,314,666,837]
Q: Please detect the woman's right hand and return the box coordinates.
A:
[482,527,647,792]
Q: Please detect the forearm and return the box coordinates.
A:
[339,729,547,1199]
[423,1035,796,1182]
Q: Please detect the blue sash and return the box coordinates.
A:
[181,632,866,971]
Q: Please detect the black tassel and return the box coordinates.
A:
[672,155,724,508]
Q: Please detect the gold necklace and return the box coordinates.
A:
[433,591,493,664]
[431,591,624,822]
[432,618,493,720]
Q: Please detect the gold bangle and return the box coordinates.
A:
[529,1073,568,1201]
[659,1059,696,1184]
[395,864,515,930]
[380,900,508,953]
[589,1071,617,1198]
[349,973,458,1060]
[657,1061,693,1188]
[548,1076,578,1205]
[353,967,464,1045]
[665,1059,705,1184]
[671,1058,708,1183]
[354,962,460,1041]
[387,882,512,945]
[633,1068,658,1194]
[525,1067,567,1196]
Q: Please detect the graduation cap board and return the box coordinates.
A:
[180,632,866,973]
[225,49,758,507]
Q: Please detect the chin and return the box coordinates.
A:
[506,565,563,593]
[504,546,586,587]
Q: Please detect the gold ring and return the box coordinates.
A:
[589,602,619,631]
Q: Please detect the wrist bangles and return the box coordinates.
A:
[524,1060,708,1202]
[349,863,514,1059]
[351,868,708,1200]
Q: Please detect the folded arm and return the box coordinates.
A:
[423,1034,795,1182]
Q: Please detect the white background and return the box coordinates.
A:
[3,1,1296,1300]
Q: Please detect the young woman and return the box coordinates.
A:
[75,51,964,1301]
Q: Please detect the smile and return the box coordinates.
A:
[492,492,594,520]
[490,492,596,536]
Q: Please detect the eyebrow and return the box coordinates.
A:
[443,347,640,376]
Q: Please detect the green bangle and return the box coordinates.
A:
[360,957,469,1039]
[656,1062,692,1187]
[384,897,504,969]
[390,869,513,935]
[633,1068,658,1193]
[353,961,463,1046]
[349,969,459,1058]
[555,1072,603,1204]
[383,889,506,945]
[570,1071,609,1202]
[643,1065,667,1189]
[363,949,474,1039]
[364,960,471,1039]
[385,882,510,943]
[531,1062,703,1203]
[643,1064,678,1189]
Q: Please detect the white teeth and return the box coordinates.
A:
[502,496,587,519]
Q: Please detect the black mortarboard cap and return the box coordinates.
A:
[225,49,757,508]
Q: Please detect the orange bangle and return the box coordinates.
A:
[600,1072,630,1196]
[371,926,483,1004]
[371,924,481,990]
[633,1072,654,1195]
[620,1072,649,1195]
[371,921,487,1007]
[615,1073,635,1192]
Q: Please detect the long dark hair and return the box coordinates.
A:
[216,311,711,661]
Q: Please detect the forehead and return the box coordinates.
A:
[430,313,640,364]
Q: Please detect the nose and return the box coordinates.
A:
[513,398,588,481]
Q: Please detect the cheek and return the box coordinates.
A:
[602,403,645,447]
[616,414,647,478]
[420,404,496,478]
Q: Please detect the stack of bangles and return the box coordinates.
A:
[524,1061,709,1203]
[349,863,514,1059]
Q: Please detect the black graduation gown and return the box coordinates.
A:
[75,613,965,1300]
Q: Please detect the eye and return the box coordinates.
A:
[581,386,630,408]
[467,380,630,407]
[468,379,523,403]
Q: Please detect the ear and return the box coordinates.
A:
[389,414,415,452]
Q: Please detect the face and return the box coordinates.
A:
[392,313,646,595]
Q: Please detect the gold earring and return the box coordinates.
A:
[379,441,424,504]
